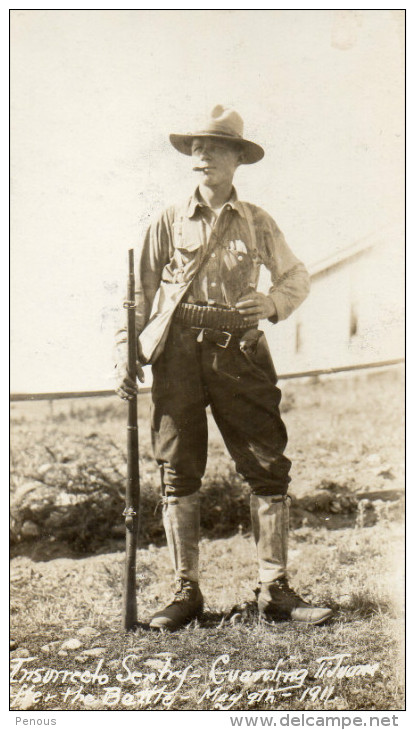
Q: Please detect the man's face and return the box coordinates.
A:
[191,137,243,188]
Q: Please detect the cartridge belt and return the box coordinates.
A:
[174,302,250,333]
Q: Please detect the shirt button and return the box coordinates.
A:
[211,282,217,287]
[211,253,216,258]
[237,255,243,261]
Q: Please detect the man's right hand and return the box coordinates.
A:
[116,363,145,401]
[114,327,145,400]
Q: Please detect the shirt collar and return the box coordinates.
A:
[186,187,243,219]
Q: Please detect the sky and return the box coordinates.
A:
[10,9,404,392]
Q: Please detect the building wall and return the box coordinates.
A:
[264,229,404,374]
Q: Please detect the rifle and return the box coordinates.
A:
[122,248,140,630]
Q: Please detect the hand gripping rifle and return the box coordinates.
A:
[122,248,140,630]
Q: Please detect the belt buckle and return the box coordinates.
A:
[217,331,233,348]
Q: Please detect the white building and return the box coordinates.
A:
[264,223,405,375]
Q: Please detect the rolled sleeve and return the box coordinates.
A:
[268,262,310,321]
[258,214,310,322]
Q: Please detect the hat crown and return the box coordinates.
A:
[195,105,244,139]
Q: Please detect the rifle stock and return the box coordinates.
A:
[122,248,140,630]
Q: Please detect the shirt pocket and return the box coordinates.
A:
[221,247,253,294]
[175,239,202,258]
[223,246,251,272]
[171,237,204,283]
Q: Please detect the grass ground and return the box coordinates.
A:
[10,368,405,711]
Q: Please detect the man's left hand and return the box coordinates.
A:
[236,292,276,323]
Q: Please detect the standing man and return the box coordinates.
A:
[117,105,332,630]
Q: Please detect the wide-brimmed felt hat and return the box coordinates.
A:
[169,105,264,165]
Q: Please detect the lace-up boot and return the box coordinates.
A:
[257,578,333,625]
[149,578,204,630]
[251,494,332,625]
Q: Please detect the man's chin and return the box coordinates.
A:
[197,173,221,187]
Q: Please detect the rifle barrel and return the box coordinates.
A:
[122,248,140,630]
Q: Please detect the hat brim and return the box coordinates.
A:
[169,132,264,165]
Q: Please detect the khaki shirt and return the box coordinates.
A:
[136,188,310,364]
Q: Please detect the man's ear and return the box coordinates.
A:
[237,148,246,165]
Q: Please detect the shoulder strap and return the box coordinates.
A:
[239,201,257,254]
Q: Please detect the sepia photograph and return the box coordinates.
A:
[10,8,405,717]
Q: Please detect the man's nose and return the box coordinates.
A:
[198,142,213,157]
